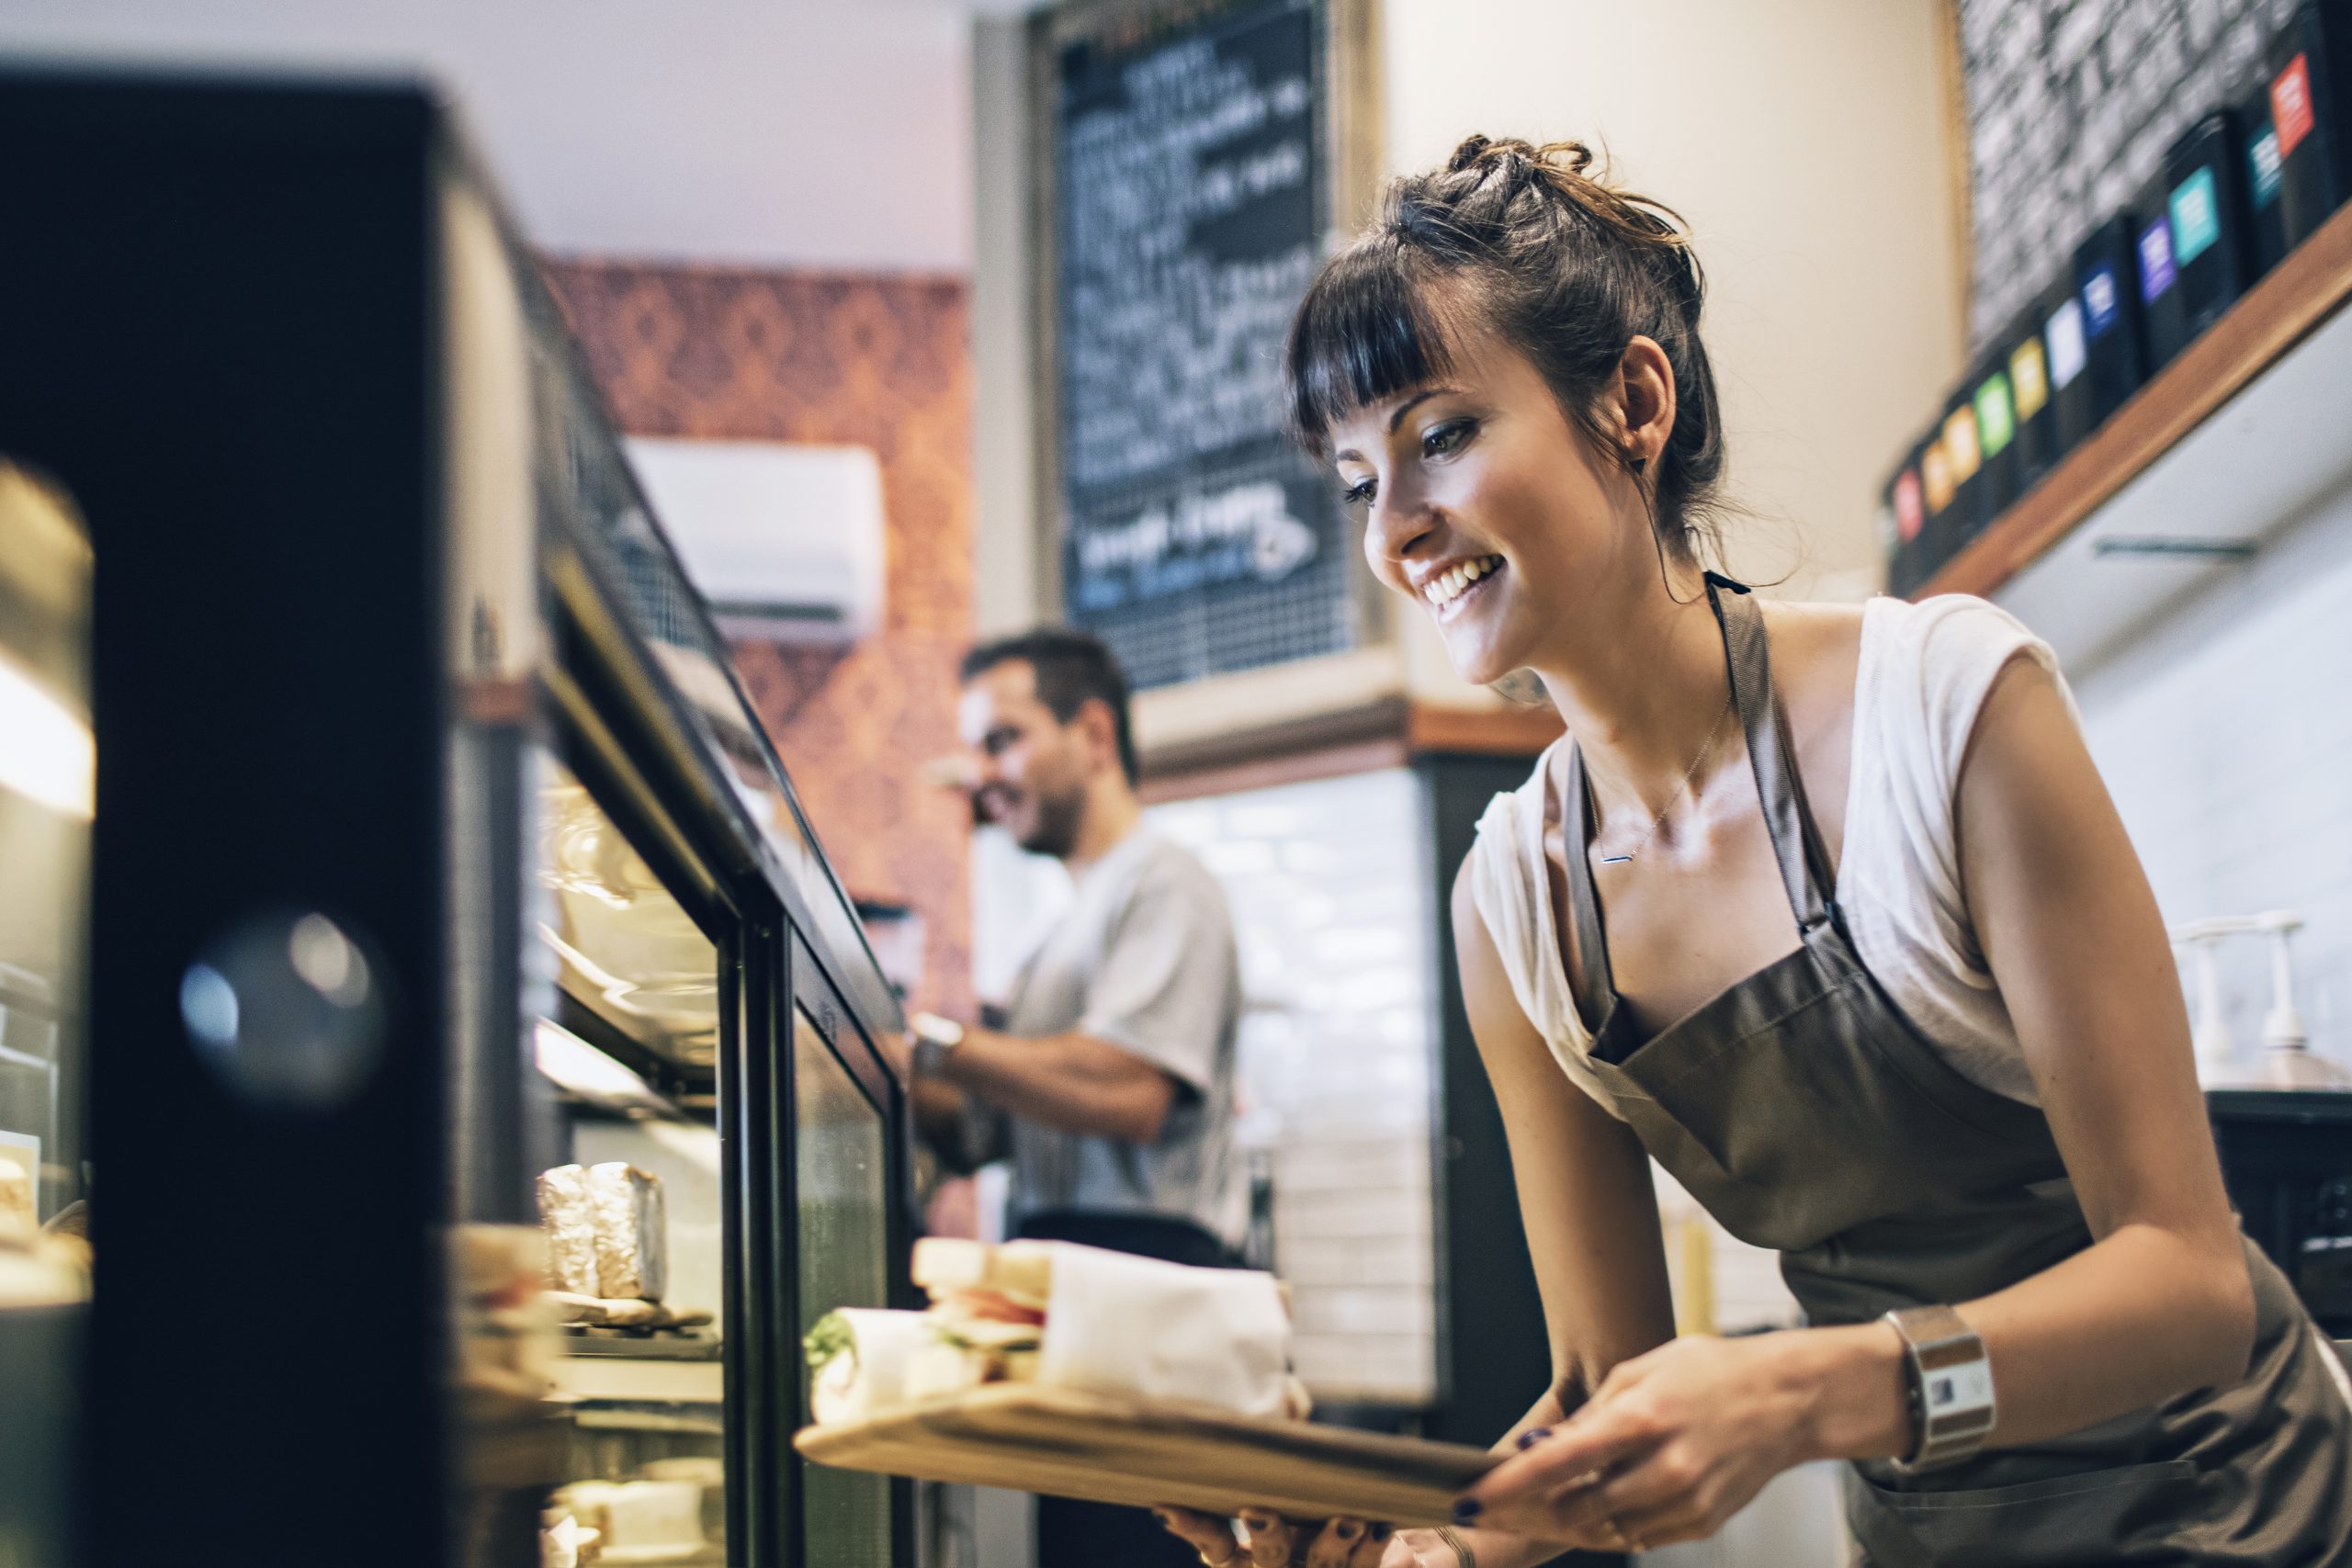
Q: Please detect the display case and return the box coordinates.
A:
[1,69,910,1568]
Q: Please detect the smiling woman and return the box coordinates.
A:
[1159,132,2352,1568]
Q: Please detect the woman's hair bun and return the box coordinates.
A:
[1445,133,1494,174]
[1444,134,1598,183]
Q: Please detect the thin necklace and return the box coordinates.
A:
[1594,688,1736,866]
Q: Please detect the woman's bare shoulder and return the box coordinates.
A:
[1756,597,1869,713]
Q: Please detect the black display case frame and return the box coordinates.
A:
[1,66,911,1568]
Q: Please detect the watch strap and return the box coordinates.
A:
[908,1012,964,1077]
[1883,1303,1996,1473]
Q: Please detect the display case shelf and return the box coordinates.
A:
[1919,201,2352,610]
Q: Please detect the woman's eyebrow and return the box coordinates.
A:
[1386,386,1457,433]
[1333,386,1464,463]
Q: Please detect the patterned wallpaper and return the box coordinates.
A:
[543,259,977,1019]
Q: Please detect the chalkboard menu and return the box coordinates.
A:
[1053,0,1357,691]
[1958,0,2285,347]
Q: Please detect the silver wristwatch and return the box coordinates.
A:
[1883,1303,1996,1473]
[907,1011,966,1077]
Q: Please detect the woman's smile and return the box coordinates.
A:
[1412,552,1507,623]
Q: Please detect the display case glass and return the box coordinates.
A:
[794,999,894,1566]
[0,460,93,1568]
[532,752,732,1567]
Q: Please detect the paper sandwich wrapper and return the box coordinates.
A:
[812,1238,1295,1421]
[1035,1243,1292,1417]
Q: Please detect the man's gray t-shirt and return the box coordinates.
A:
[977,829,1244,1247]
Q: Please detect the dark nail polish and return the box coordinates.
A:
[1335,1521,1362,1540]
[1452,1498,1483,1522]
[1517,1427,1552,1450]
[1370,1524,1394,1540]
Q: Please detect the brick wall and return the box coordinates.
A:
[1961,0,2301,346]
[543,260,977,1021]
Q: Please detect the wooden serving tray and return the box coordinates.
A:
[793,1385,1498,1526]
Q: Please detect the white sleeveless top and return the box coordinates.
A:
[1467,593,2070,1117]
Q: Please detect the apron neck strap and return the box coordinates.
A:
[1558,742,1616,1022]
[1705,574,1835,931]
[1550,573,1838,1021]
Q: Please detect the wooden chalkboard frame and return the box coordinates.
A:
[1023,0,1387,694]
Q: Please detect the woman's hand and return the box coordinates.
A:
[1452,1331,1883,1551]
[1154,1507,1412,1566]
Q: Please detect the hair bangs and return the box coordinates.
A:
[1284,240,1462,457]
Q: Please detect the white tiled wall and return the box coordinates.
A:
[2035,480,2352,1080]
[968,770,1441,1405]
[1148,769,1440,1406]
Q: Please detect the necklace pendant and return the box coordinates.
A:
[1599,853,1634,865]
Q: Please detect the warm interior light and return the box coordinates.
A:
[0,648,93,819]
[535,1016,665,1112]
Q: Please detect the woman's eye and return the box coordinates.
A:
[1423,419,1475,458]
[1340,477,1376,511]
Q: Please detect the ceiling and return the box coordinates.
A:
[0,0,977,272]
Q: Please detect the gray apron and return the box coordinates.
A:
[1548,576,2352,1566]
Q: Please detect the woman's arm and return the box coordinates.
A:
[1824,654,2255,1430]
[1452,859,1680,1406]
[1461,656,2257,1548]
[1436,862,1679,1565]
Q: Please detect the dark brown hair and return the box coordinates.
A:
[1286,135,1726,565]
[959,627,1137,785]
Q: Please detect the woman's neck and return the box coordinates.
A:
[1532,567,1736,817]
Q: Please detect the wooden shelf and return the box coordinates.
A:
[1921,200,2352,601]
[1137,700,1561,805]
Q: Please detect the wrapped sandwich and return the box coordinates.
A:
[536,1161,667,1303]
[804,1238,1307,1424]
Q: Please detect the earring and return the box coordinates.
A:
[1630,456,1648,475]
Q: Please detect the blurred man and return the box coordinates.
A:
[896,627,1242,1568]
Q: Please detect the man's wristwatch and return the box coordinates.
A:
[907,1012,966,1077]
[1883,1303,1996,1473]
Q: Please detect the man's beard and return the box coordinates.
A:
[1016,783,1086,859]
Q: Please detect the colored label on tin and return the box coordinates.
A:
[1975,374,2016,457]
[2170,167,2222,265]
[2138,216,2177,300]
[1895,469,1924,541]
[1942,406,1982,480]
[2047,298,2088,388]
[2275,54,2316,157]
[2251,125,2284,207]
[2011,337,2050,420]
[1923,443,1955,513]
[2083,266,2121,337]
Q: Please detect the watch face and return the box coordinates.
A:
[1927,1359,1996,1416]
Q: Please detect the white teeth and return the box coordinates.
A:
[1423,555,1500,608]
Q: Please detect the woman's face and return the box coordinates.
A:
[1328,326,1651,688]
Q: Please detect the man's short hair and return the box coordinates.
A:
[960,628,1139,785]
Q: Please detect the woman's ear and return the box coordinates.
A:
[1615,335,1678,467]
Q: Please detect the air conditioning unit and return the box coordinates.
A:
[623,437,886,644]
